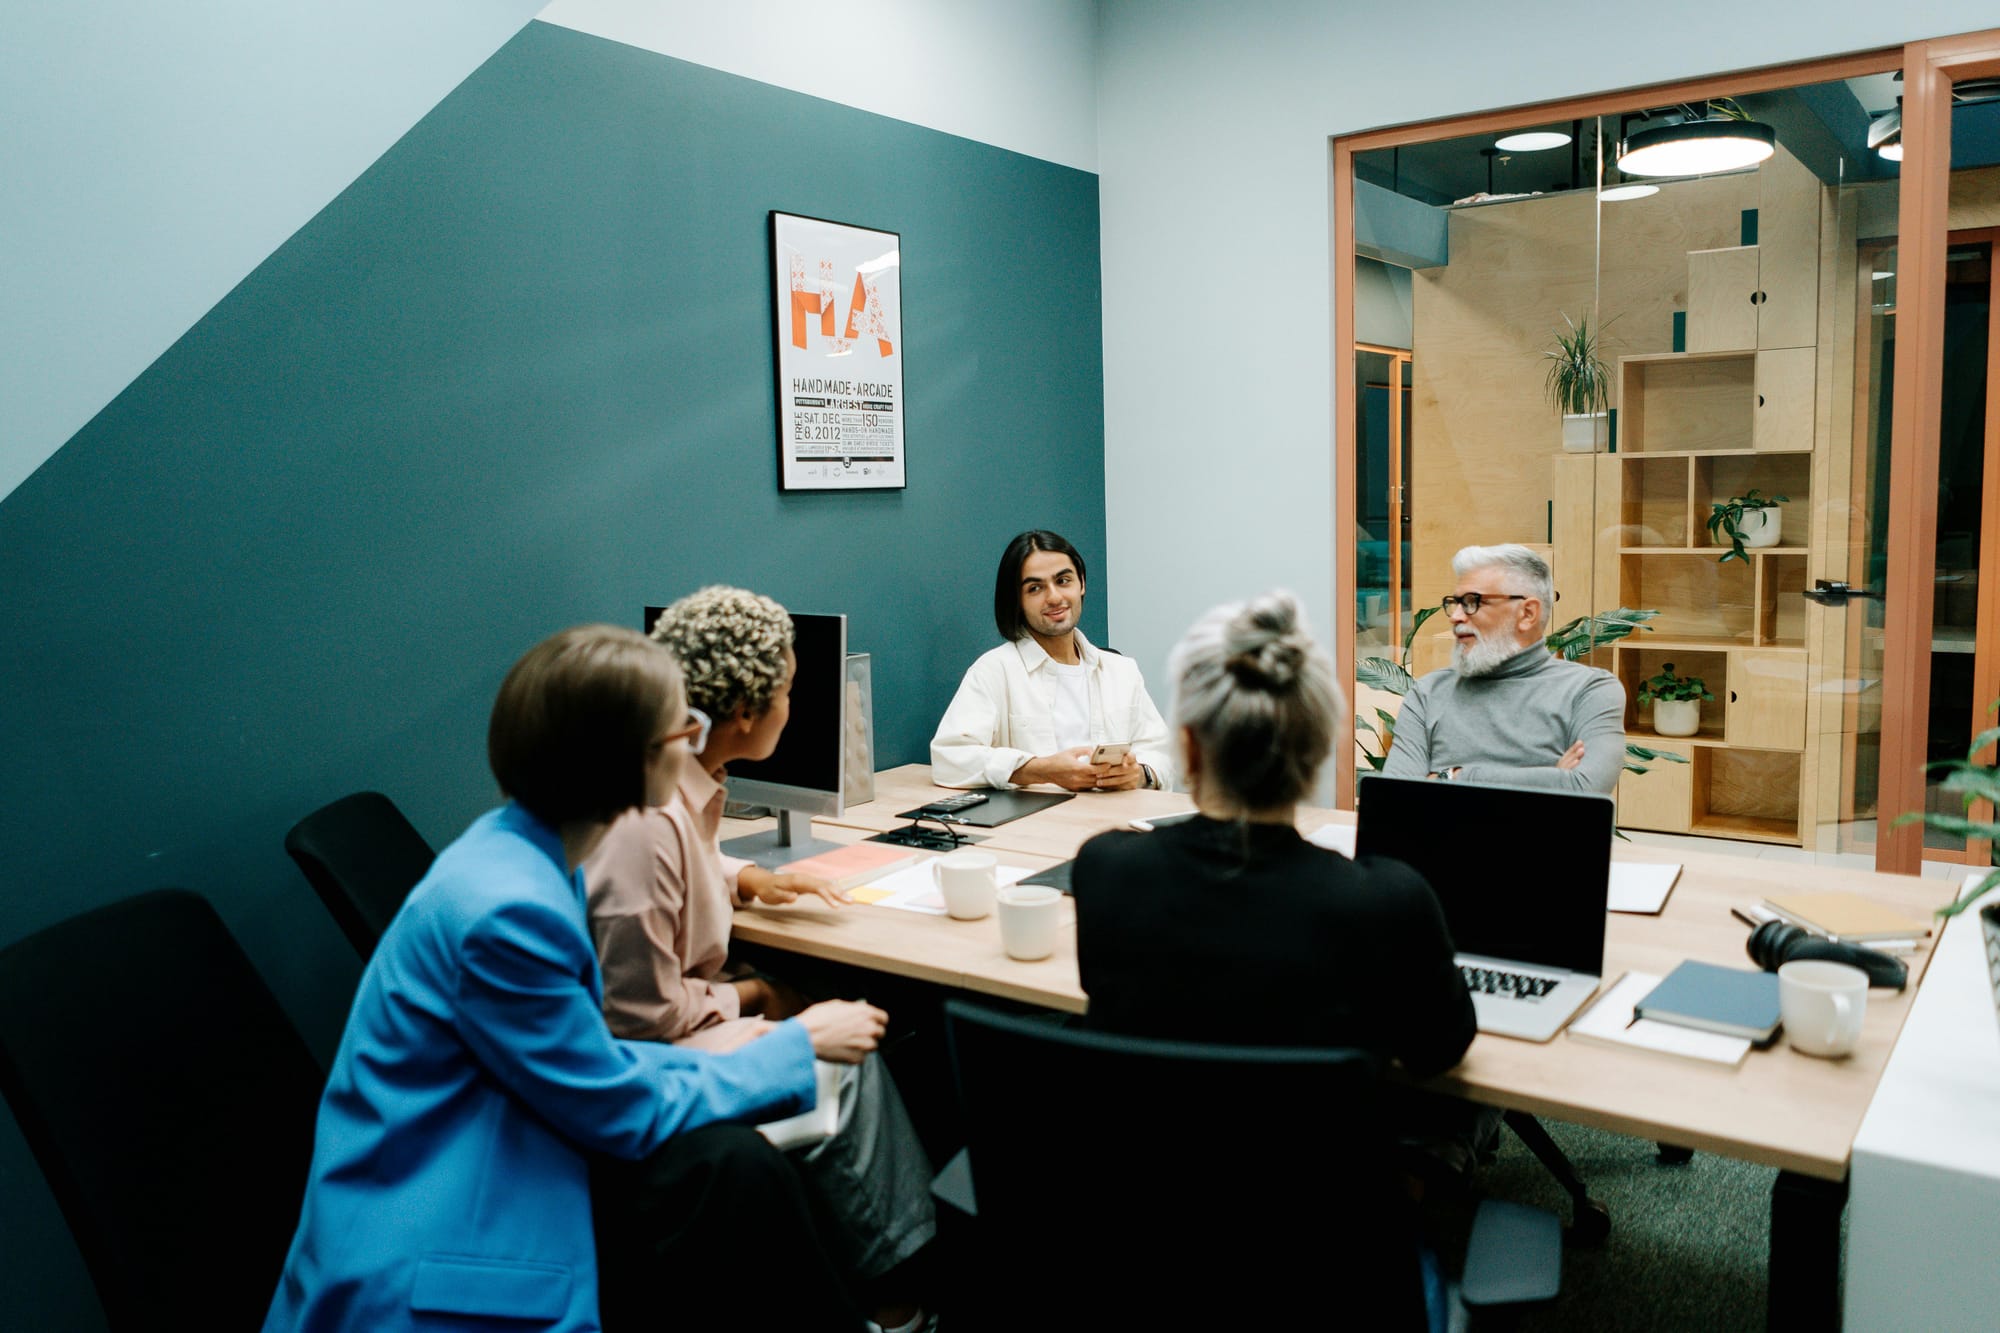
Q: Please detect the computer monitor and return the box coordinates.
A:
[642,605,849,868]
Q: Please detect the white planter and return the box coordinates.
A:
[1653,698,1702,737]
[1561,412,1608,453]
[1738,505,1782,548]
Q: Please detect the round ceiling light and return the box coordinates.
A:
[1599,183,1661,202]
[1616,119,1776,177]
[1877,140,1904,162]
[1495,130,1572,152]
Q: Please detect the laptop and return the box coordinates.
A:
[1355,775,1612,1042]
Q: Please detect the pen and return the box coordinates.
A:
[1729,907,1760,929]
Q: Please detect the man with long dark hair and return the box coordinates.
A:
[930,530,1174,791]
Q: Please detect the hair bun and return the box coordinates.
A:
[1223,592,1309,689]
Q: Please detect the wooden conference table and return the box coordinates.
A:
[725,764,1952,1327]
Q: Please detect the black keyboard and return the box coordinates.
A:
[1460,964,1558,1000]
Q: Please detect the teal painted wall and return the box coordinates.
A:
[0,22,1104,1324]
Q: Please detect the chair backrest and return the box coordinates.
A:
[0,889,324,1332]
[284,790,435,957]
[943,1000,1428,1331]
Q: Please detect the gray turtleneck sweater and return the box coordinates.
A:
[1378,645,1627,794]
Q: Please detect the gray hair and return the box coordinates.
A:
[1451,544,1554,623]
[1169,590,1340,812]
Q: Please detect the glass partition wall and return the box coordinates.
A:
[1334,35,2000,874]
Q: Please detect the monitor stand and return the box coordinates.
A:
[719,809,848,869]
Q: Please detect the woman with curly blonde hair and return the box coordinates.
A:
[585,586,936,1332]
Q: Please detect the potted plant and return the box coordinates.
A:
[1636,662,1713,737]
[1707,489,1788,563]
[1894,703,2000,1033]
[1543,312,1612,453]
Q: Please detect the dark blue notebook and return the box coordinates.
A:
[1633,961,1783,1045]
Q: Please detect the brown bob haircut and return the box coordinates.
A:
[487,625,684,826]
[993,530,1087,642]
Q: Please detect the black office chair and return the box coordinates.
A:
[285,790,436,957]
[934,1001,1558,1331]
[0,889,325,1332]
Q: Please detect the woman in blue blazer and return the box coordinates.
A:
[264,626,885,1331]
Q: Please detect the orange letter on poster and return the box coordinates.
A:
[843,273,893,357]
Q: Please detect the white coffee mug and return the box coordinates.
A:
[1779,959,1869,1058]
[996,885,1063,961]
[931,850,999,920]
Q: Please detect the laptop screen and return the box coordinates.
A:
[1354,775,1612,977]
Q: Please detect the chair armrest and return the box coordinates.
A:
[1460,1199,1561,1307]
[931,1148,977,1220]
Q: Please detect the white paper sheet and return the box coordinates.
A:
[846,860,1033,915]
[1609,862,1682,915]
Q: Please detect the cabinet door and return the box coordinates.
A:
[1754,150,1822,351]
[1752,347,1815,452]
[1618,738,1694,832]
[1726,650,1807,750]
[1686,247,1760,353]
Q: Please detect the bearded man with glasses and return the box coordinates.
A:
[1379,544,1625,794]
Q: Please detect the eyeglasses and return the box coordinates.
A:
[655,706,711,755]
[1439,593,1529,615]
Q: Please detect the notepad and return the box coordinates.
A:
[757,1060,845,1151]
[1633,960,1782,1043]
[1566,972,1752,1067]
[1761,892,1930,943]
[1608,862,1681,915]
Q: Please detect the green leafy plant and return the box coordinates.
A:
[1353,604,1688,780]
[1636,662,1714,705]
[1542,313,1613,418]
[1894,702,2000,918]
[1707,490,1788,564]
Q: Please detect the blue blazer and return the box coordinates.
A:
[264,803,815,1332]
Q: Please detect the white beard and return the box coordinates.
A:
[1451,626,1520,678]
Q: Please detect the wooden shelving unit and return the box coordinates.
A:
[1592,230,1820,845]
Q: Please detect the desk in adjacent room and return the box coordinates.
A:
[725,763,1954,1328]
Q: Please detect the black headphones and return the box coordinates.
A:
[1744,919,1908,992]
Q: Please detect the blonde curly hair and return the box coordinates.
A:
[649,585,794,719]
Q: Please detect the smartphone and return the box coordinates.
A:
[1089,742,1132,765]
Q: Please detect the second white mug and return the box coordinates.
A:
[932,850,999,920]
[996,885,1063,961]
[1779,959,1869,1058]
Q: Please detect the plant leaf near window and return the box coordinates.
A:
[1894,704,2000,917]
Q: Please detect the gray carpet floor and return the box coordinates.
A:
[1428,1117,1809,1330]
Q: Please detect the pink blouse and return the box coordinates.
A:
[584,763,766,1051]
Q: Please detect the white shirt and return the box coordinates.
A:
[1046,659,1091,750]
[929,629,1177,790]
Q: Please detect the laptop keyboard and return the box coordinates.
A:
[1461,964,1558,1000]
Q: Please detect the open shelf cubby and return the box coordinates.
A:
[1690,748,1802,844]
[1620,351,1756,453]
[1617,647,1727,743]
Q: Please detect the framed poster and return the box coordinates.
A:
[770,211,906,491]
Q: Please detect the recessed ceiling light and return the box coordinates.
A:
[1877,141,1903,161]
[1872,270,1896,280]
[1599,183,1660,202]
[1617,120,1776,176]
[1495,130,1572,152]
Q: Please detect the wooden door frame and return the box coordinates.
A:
[1878,33,2000,872]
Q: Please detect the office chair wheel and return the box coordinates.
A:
[1565,1197,1611,1248]
[1655,1143,1695,1166]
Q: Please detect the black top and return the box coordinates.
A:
[1072,816,1476,1076]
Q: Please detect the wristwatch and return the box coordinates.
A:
[1141,764,1158,790]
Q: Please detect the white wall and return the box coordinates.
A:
[1095,0,2000,711]
[0,0,549,504]
[537,0,1099,172]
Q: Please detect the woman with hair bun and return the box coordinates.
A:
[1072,590,1474,1069]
